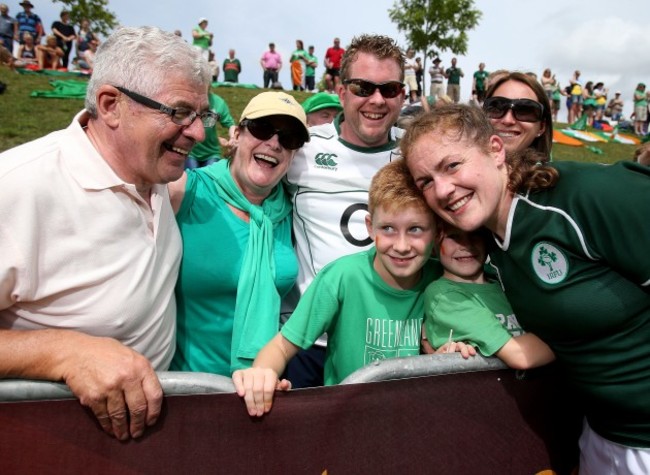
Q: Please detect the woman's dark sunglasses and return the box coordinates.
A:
[343,79,404,99]
[240,118,305,150]
[483,97,544,123]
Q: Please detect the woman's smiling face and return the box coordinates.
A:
[229,116,299,204]
[406,131,512,239]
[488,80,545,154]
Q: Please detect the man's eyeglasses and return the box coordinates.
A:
[240,118,306,150]
[116,86,219,128]
[483,97,544,123]
[342,79,404,99]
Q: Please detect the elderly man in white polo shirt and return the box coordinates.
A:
[0,27,213,441]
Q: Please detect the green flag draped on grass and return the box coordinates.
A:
[585,145,604,155]
[30,80,88,99]
[570,114,588,131]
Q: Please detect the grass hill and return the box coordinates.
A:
[0,67,638,163]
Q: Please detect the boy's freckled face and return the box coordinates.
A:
[365,204,435,290]
[438,226,487,284]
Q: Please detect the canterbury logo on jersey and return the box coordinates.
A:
[314,153,338,170]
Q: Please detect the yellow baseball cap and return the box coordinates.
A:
[240,91,309,143]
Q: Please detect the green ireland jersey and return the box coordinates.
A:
[487,160,650,448]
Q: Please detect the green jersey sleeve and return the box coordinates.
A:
[424,287,512,357]
[281,270,340,349]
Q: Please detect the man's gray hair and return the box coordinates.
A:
[85,26,211,116]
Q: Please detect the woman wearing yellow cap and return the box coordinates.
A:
[168,91,310,376]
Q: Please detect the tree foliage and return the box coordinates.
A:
[52,0,118,37]
[388,0,481,60]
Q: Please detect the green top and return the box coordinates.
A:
[446,66,463,85]
[634,88,648,108]
[192,25,211,50]
[171,167,297,375]
[222,58,241,82]
[290,48,307,63]
[487,160,650,448]
[424,278,521,357]
[304,52,318,76]
[281,248,442,385]
[473,70,489,91]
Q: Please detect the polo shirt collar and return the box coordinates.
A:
[61,110,134,191]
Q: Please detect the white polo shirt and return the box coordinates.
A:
[0,111,181,370]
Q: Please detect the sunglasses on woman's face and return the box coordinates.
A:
[240,118,305,150]
[343,79,404,99]
[483,97,544,123]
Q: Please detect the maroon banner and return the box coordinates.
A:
[0,368,580,474]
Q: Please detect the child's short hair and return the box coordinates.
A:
[433,217,491,254]
[368,159,433,217]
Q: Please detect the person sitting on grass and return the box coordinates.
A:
[78,38,98,71]
[0,43,15,71]
[14,31,37,68]
[422,220,555,369]
[35,34,63,70]
[232,159,442,416]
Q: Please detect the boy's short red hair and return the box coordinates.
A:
[368,159,433,218]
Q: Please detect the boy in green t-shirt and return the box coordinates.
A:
[233,159,441,416]
[423,221,554,369]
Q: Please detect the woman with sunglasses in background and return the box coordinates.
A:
[168,91,309,376]
[483,71,553,158]
[402,103,650,473]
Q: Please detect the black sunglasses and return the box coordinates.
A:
[240,118,305,150]
[343,79,404,99]
[483,97,544,123]
[116,86,218,128]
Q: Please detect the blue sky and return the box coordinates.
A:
[17,0,650,117]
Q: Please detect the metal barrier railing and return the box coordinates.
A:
[0,371,235,402]
[340,353,508,384]
[0,355,506,401]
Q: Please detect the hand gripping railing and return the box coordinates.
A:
[0,371,236,402]
[0,356,506,401]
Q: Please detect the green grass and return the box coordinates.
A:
[1,69,84,151]
[0,67,313,152]
[0,67,637,163]
[553,135,635,164]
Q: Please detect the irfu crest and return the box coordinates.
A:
[537,246,558,272]
[531,242,568,284]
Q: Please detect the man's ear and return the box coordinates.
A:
[95,85,122,128]
[336,83,346,107]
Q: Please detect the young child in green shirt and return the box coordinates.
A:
[233,159,442,416]
[423,220,555,369]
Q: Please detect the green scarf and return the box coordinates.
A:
[203,159,292,372]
